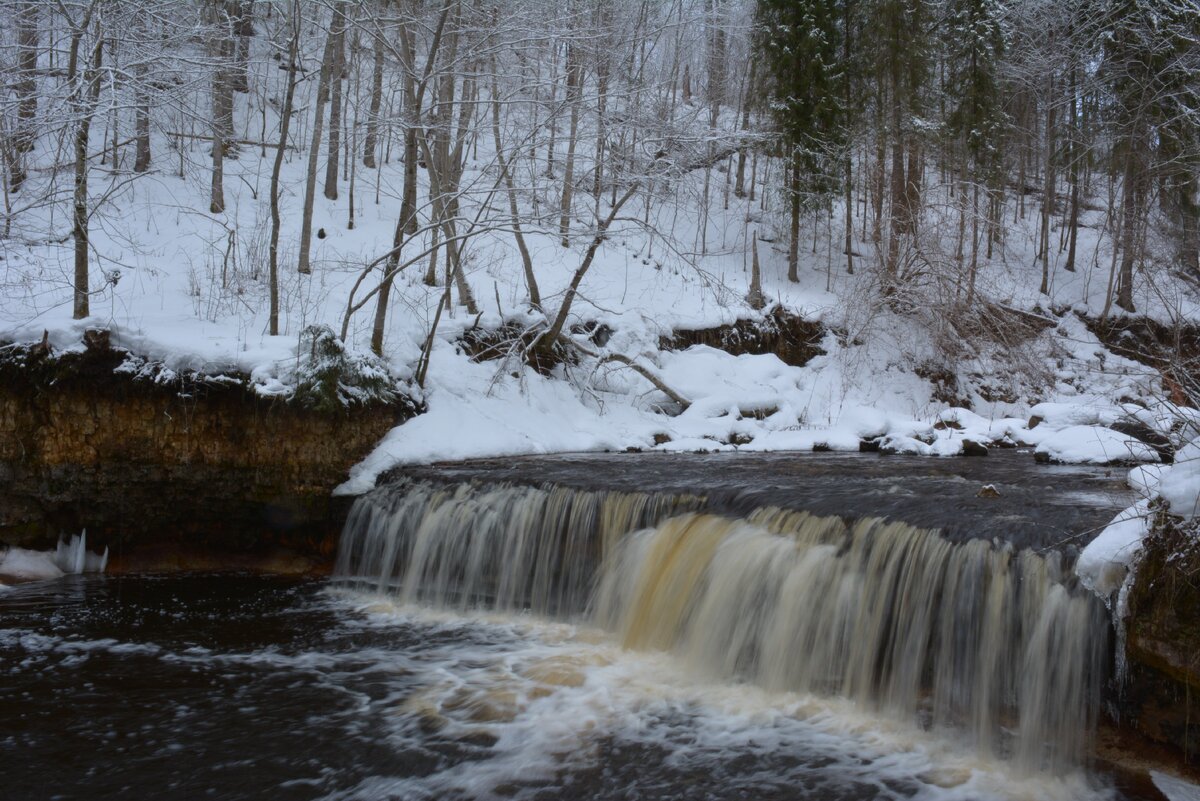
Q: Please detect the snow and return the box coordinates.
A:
[1028,402,1123,429]
[1075,434,1200,598]
[1160,440,1200,519]
[0,548,64,582]
[1034,425,1160,465]
[1127,464,1168,500]
[1076,501,1151,596]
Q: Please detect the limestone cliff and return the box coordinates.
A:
[0,332,418,571]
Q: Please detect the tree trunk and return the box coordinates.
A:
[1065,67,1079,272]
[1116,162,1140,313]
[886,132,907,279]
[967,182,979,305]
[209,2,235,213]
[363,20,384,169]
[844,154,854,274]
[268,2,300,336]
[134,18,151,175]
[592,2,611,206]
[491,71,539,307]
[15,1,38,153]
[1038,83,1055,294]
[231,0,253,93]
[788,156,801,283]
[297,23,336,274]
[559,41,582,246]
[734,59,754,198]
[324,1,347,200]
[535,184,639,357]
[71,26,104,320]
[371,127,418,355]
[747,233,765,309]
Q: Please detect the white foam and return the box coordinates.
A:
[322,595,1117,801]
[1153,771,1200,801]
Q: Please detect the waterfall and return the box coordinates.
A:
[335,479,1109,774]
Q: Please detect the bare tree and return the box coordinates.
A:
[62,0,105,319]
[15,1,38,154]
[268,0,301,336]
[323,0,348,200]
[297,8,338,275]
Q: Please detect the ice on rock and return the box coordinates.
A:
[54,531,109,573]
[0,531,109,585]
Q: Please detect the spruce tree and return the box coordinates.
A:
[754,0,848,282]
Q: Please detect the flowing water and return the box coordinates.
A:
[1,454,1142,800]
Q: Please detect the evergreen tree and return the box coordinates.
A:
[1100,0,1200,310]
[754,0,847,196]
[754,0,848,281]
[945,0,1006,184]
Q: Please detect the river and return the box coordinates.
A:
[0,453,1154,800]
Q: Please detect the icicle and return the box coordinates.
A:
[52,530,107,575]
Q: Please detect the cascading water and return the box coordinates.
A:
[335,478,1110,776]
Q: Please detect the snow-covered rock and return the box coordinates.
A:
[1028,401,1123,429]
[1077,500,1152,596]
[878,434,933,456]
[1160,440,1200,519]
[1128,464,1168,500]
[1034,425,1160,465]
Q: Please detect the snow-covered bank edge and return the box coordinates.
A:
[1077,434,1200,598]
[0,323,415,414]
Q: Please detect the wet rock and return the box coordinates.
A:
[977,484,1001,498]
[659,307,825,367]
[859,438,881,453]
[1120,514,1200,763]
[1110,419,1175,464]
[962,440,989,457]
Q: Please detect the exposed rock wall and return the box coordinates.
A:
[1122,513,1200,763]
[0,336,415,571]
[659,307,825,366]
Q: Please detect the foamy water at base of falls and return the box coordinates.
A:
[333,478,1113,797]
[329,595,1113,801]
[0,574,1126,800]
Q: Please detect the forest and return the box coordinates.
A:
[0,0,1197,461]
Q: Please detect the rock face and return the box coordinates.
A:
[0,336,415,570]
[1122,514,1200,763]
[659,308,825,367]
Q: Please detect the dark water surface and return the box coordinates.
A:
[398,451,1132,550]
